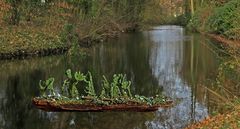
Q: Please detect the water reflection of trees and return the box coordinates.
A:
[147,26,218,128]
[41,112,154,129]
[0,56,67,129]
[0,33,161,129]
[87,33,162,96]
[181,34,218,104]
[0,70,46,129]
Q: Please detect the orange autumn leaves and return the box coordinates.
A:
[186,109,240,129]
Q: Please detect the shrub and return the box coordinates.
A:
[207,0,240,40]
[187,6,215,32]
[60,23,82,56]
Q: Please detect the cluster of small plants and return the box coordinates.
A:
[39,69,168,106]
[207,0,240,40]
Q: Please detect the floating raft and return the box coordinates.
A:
[32,98,173,112]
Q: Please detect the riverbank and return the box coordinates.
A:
[203,33,240,48]
[186,32,240,129]
[0,22,126,60]
[184,33,240,128]
[0,24,64,60]
[185,1,240,128]
[186,107,240,129]
[185,32,240,129]
[0,1,145,60]
[188,0,240,45]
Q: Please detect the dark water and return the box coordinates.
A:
[0,26,220,129]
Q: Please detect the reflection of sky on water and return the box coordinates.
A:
[146,26,208,129]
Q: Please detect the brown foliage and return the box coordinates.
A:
[0,1,10,24]
[186,108,240,129]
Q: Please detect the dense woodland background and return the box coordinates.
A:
[0,0,239,55]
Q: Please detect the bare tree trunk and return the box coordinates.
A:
[190,0,194,15]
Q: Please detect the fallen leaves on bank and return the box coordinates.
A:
[186,107,240,129]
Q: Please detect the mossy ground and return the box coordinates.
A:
[0,25,66,54]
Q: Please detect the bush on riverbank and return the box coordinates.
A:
[188,5,215,32]
[188,0,240,40]
[207,0,240,40]
[0,0,154,57]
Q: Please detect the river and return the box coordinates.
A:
[0,25,220,129]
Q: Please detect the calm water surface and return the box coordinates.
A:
[0,26,220,129]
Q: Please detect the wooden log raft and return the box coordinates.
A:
[32,98,173,112]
